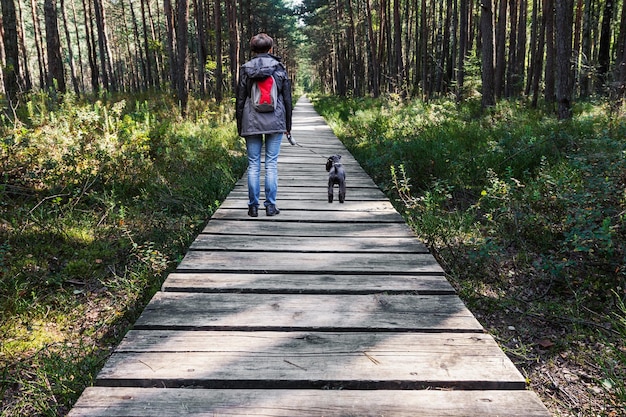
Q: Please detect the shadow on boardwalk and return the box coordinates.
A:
[68,97,551,416]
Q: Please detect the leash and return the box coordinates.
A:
[286,133,328,159]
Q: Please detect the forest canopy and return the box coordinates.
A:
[2,1,626,118]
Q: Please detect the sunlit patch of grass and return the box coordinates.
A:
[1,91,247,414]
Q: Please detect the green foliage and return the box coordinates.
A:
[313,94,626,413]
[0,91,246,415]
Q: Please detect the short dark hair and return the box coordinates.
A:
[250,33,273,53]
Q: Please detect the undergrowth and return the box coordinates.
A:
[312,94,626,416]
[0,92,246,416]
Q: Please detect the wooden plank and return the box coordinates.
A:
[228,187,386,200]
[95,331,524,390]
[218,199,396,211]
[201,220,418,237]
[68,387,551,417]
[210,209,404,222]
[133,293,479,331]
[189,235,429,253]
[161,273,455,294]
[176,251,443,274]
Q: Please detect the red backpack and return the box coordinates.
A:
[251,75,277,113]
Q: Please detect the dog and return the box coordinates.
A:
[326,154,346,203]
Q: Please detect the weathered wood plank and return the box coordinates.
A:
[68,387,551,417]
[177,251,443,274]
[218,199,396,211]
[189,235,429,253]
[210,209,404,222]
[161,273,455,294]
[201,220,418,237]
[133,293,479,331]
[228,187,386,200]
[96,331,523,390]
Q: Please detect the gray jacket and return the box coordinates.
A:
[236,53,292,137]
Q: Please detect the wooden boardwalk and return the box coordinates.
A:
[68,97,551,416]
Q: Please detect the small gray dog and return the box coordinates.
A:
[326,154,346,203]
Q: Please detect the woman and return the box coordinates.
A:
[235,33,293,217]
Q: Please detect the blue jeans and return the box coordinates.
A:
[245,133,282,208]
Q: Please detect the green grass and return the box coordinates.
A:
[312,93,626,415]
[0,92,247,416]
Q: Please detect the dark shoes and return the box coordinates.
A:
[265,204,280,216]
[248,205,280,217]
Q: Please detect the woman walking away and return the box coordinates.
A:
[236,33,293,217]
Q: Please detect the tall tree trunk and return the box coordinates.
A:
[1,0,23,105]
[92,0,109,90]
[505,0,518,97]
[544,0,555,103]
[458,0,468,100]
[597,0,613,92]
[531,0,546,107]
[572,0,583,97]
[214,0,222,101]
[365,0,380,96]
[226,0,238,91]
[615,0,626,97]
[393,0,403,93]
[70,0,85,92]
[140,0,154,87]
[59,0,79,95]
[580,0,592,97]
[555,0,574,119]
[494,0,507,98]
[81,0,98,92]
[164,0,176,89]
[29,0,45,89]
[44,0,66,92]
[194,0,207,95]
[16,0,31,91]
[175,0,189,111]
[481,0,496,107]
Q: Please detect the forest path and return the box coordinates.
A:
[68,97,550,416]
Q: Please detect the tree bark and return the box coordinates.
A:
[555,0,574,119]
[544,0,555,103]
[1,0,23,104]
[59,0,79,95]
[175,0,189,111]
[481,0,496,107]
[44,0,66,92]
[29,0,46,89]
[597,0,613,92]
[214,0,222,101]
[494,0,507,98]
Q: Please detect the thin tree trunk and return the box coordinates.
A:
[365,0,380,96]
[59,0,79,95]
[555,0,574,119]
[70,0,85,92]
[175,0,189,111]
[544,0,555,103]
[29,0,46,89]
[226,0,238,91]
[481,0,496,107]
[458,0,468,100]
[494,0,507,98]
[214,0,222,101]
[194,0,207,95]
[16,0,31,91]
[531,0,545,107]
[164,0,176,89]
[597,0,613,92]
